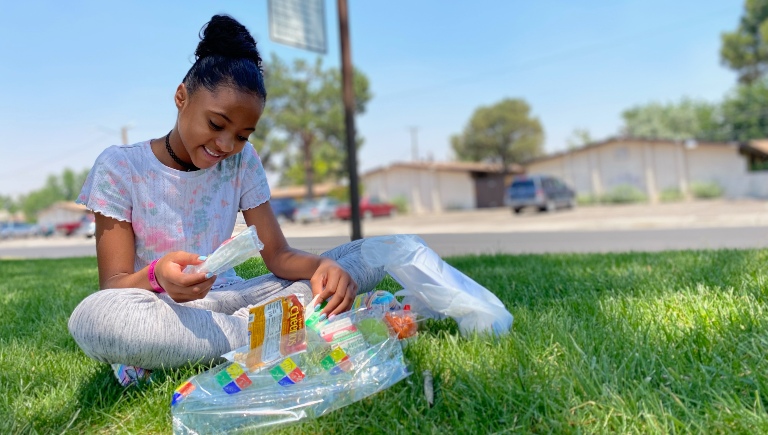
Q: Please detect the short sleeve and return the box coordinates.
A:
[239,144,271,211]
[76,146,133,222]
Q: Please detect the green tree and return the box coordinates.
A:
[721,0,768,84]
[450,98,544,172]
[18,168,89,222]
[566,128,593,149]
[720,79,768,141]
[0,195,18,213]
[256,54,371,199]
[620,98,722,141]
[248,117,288,173]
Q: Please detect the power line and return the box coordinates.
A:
[375,6,736,103]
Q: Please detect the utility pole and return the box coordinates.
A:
[409,126,419,161]
[120,125,133,145]
[338,0,362,240]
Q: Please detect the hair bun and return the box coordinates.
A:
[195,15,261,64]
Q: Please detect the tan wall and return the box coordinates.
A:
[687,143,744,180]
[363,168,475,214]
[526,140,755,201]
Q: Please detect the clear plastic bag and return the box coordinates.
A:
[361,234,513,336]
[171,292,413,434]
[184,226,264,276]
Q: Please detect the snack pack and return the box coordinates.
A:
[172,291,416,434]
[184,226,264,276]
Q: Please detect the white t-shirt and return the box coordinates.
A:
[77,140,271,287]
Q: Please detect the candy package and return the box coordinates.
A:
[171,290,416,434]
[184,226,264,276]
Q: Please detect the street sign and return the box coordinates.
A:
[268,0,327,54]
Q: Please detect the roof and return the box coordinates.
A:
[525,136,737,165]
[270,182,339,199]
[363,160,524,178]
[741,139,768,158]
[40,201,88,214]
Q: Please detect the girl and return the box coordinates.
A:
[68,14,385,385]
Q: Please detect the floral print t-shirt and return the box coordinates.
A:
[77,140,271,288]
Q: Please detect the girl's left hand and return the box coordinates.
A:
[311,258,358,316]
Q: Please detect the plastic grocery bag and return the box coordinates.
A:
[361,234,513,336]
[184,226,264,276]
[171,291,414,434]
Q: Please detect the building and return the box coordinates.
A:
[37,201,91,228]
[270,182,339,200]
[524,137,768,202]
[362,161,524,214]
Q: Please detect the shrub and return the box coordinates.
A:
[390,196,408,214]
[690,181,723,199]
[601,185,647,204]
[577,195,599,206]
[659,188,684,202]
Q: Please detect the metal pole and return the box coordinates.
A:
[338,0,362,240]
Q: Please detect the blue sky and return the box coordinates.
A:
[0,0,743,197]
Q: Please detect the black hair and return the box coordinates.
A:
[183,14,267,101]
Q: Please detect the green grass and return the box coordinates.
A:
[3,249,768,434]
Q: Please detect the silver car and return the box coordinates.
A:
[507,174,576,213]
[294,197,340,224]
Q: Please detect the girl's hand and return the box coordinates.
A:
[311,258,358,317]
[155,251,216,302]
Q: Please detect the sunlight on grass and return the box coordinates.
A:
[2,249,768,433]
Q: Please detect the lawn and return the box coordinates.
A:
[3,249,768,434]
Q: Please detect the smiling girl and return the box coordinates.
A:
[68,14,384,386]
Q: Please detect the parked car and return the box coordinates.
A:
[270,197,297,223]
[0,222,43,239]
[335,196,397,220]
[294,197,340,224]
[81,214,96,238]
[507,174,575,213]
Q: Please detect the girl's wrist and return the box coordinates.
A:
[148,259,165,293]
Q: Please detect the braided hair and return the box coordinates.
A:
[183,15,267,101]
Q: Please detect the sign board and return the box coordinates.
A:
[268,0,328,54]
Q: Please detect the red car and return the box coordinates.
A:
[335,196,397,220]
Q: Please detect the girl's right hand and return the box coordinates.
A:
[154,251,216,302]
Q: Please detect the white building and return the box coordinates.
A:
[362,161,523,214]
[37,201,90,227]
[524,137,768,202]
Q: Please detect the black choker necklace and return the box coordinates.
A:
[165,131,198,172]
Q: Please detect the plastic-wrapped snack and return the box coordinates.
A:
[184,226,264,276]
[172,295,416,434]
[243,294,307,372]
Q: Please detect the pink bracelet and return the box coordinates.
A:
[148,259,165,293]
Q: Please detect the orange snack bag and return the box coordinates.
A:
[245,294,307,371]
[384,310,418,340]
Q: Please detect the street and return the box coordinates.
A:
[1,199,767,259]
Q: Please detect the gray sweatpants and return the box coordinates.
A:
[68,239,385,369]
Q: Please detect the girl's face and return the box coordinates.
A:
[174,83,264,169]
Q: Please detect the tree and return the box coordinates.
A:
[566,128,593,149]
[719,79,768,141]
[18,168,89,222]
[0,195,18,213]
[248,116,288,173]
[255,54,371,199]
[619,98,722,141]
[450,98,544,173]
[721,0,768,84]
